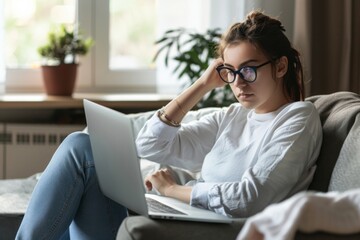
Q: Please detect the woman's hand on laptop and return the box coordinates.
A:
[145,169,175,194]
[145,169,192,204]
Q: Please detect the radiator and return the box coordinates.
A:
[0,123,85,179]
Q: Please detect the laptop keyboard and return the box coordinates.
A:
[146,197,186,215]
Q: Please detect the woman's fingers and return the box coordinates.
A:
[144,168,176,195]
[144,177,153,191]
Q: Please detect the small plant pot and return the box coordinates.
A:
[41,63,78,96]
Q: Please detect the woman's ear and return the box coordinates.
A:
[276,56,288,78]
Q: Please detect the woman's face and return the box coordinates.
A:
[223,41,289,113]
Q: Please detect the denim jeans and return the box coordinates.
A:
[16,132,128,240]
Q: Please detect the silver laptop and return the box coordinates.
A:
[83,99,233,223]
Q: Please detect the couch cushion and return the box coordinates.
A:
[117,216,245,240]
[0,174,39,240]
[328,113,360,191]
[0,174,39,214]
[306,91,360,192]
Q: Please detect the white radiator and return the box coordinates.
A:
[0,124,85,179]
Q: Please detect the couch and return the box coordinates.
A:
[1,91,360,240]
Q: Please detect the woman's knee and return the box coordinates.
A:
[54,131,94,168]
[64,131,91,148]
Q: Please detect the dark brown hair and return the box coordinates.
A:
[218,11,304,101]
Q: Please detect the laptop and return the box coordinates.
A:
[83,99,234,223]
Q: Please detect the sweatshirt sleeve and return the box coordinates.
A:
[135,110,223,171]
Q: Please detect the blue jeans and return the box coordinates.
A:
[16,132,128,240]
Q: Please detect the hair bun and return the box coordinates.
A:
[246,11,286,33]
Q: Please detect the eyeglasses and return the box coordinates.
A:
[216,60,272,83]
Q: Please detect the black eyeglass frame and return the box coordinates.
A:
[216,60,272,83]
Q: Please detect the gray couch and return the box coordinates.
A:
[1,91,360,240]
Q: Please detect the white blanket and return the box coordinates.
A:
[237,189,360,240]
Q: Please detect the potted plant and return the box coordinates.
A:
[154,28,236,108]
[38,24,93,96]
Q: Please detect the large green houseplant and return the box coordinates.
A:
[154,28,236,108]
[38,25,93,96]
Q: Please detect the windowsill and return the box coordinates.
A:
[0,92,176,110]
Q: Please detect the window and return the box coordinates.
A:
[1,0,218,94]
[92,0,156,92]
[3,0,77,90]
[4,0,76,68]
[109,0,156,70]
[2,0,158,93]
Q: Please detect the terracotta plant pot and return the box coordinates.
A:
[41,63,78,96]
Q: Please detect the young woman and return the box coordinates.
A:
[16,11,322,240]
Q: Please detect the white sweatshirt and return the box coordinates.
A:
[136,102,322,217]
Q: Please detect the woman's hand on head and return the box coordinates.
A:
[162,58,226,112]
[144,168,177,196]
[198,58,227,90]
